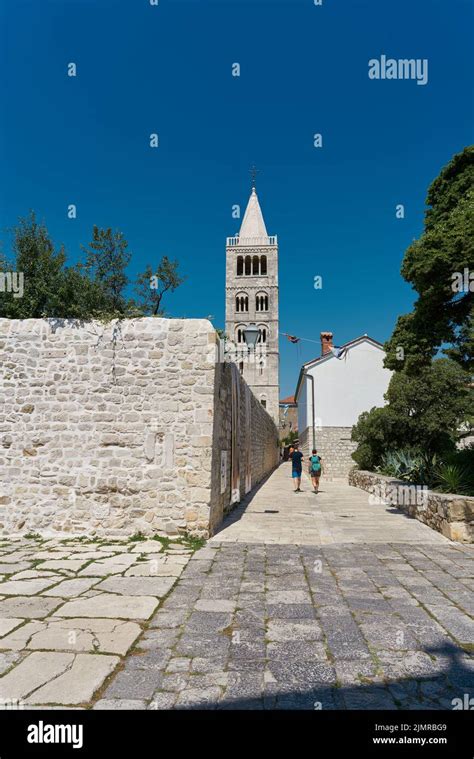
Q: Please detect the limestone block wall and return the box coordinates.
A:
[349,469,474,543]
[0,318,219,537]
[0,318,279,539]
[299,426,357,479]
[209,362,279,534]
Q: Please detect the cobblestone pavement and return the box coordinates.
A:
[95,540,474,710]
[0,535,193,707]
[1,465,473,710]
[96,465,474,710]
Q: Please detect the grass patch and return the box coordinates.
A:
[128,532,147,543]
[24,532,42,541]
[152,535,171,550]
[180,535,206,552]
[152,534,206,552]
[59,536,101,545]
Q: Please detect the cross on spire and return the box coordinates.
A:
[249,165,260,189]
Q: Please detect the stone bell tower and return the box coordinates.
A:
[225,182,279,424]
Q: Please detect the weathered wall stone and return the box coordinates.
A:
[349,469,474,543]
[299,426,357,478]
[209,362,279,534]
[0,318,278,539]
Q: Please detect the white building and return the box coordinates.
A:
[295,332,392,477]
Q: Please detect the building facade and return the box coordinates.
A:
[295,332,392,478]
[279,395,298,439]
[225,186,280,424]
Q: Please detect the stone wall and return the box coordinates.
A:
[299,426,357,479]
[349,469,474,543]
[209,362,279,534]
[0,318,278,539]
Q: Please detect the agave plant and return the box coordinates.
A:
[434,463,474,496]
[377,448,439,487]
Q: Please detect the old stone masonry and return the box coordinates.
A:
[0,465,472,710]
[0,317,279,539]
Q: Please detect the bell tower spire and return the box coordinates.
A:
[225,180,280,424]
[239,186,268,242]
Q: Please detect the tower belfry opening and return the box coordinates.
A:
[225,184,280,424]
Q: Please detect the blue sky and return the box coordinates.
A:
[1,0,473,396]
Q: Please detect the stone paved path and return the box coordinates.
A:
[95,465,474,710]
[1,465,473,710]
[0,534,193,707]
[211,463,451,545]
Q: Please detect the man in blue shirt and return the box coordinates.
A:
[290,444,304,492]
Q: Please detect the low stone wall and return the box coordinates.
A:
[349,469,474,543]
[0,318,278,539]
[300,426,357,478]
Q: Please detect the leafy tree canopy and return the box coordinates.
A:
[135,257,185,316]
[353,147,474,471]
[0,212,184,320]
[385,146,473,373]
[352,359,472,470]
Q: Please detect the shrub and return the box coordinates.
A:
[377,448,440,487]
[351,407,397,471]
[375,444,474,495]
[433,463,474,496]
[352,359,471,471]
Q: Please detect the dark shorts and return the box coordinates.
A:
[292,469,302,479]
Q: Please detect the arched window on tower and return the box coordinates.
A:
[260,256,267,275]
[252,255,260,275]
[258,327,267,344]
[236,256,243,276]
[244,256,251,275]
[235,293,248,313]
[236,327,246,344]
[260,395,267,409]
[255,292,268,312]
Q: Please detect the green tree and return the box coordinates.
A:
[385,146,474,373]
[135,257,185,316]
[0,214,185,320]
[352,359,472,470]
[353,147,474,470]
[82,226,133,316]
[444,313,474,371]
[281,429,299,447]
[0,212,69,318]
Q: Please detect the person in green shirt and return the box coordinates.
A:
[309,449,322,493]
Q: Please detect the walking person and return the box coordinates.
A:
[291,444,304,492]
[309,449,322,493]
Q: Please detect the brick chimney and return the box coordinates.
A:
[320,331,334,356]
